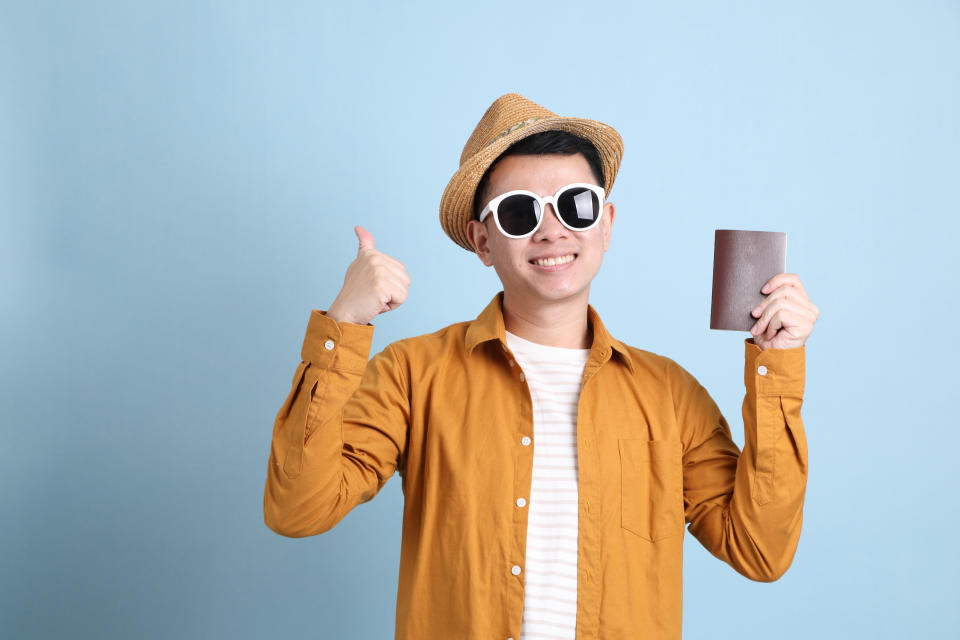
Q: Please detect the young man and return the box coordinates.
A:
[263,93,819,639]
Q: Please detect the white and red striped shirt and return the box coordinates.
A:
[506,330,590,640]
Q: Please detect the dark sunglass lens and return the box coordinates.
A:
[557,187,600,229]
[498,194,541,236]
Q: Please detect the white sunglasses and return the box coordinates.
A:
[478,182,606,239]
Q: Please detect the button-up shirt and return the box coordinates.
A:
[263,292,808,639]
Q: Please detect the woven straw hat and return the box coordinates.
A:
[439,93,624,252]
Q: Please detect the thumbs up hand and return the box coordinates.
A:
[355,225,376,254]
[326,226,411,325]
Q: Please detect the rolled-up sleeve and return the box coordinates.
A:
[263,311,409,538]
[678,339,807,582]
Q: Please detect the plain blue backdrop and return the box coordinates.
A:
[2,1,958,638]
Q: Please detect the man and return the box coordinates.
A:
[263,93,819,639]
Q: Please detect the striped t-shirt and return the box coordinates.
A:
[505,330,590,640]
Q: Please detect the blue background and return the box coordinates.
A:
[2,1,958,638]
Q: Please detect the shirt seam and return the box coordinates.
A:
[325,366,367,374]
[386,344,409,399]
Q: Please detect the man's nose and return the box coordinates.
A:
[533,203,568,240]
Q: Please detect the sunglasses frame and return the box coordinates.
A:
[478,182,606,239]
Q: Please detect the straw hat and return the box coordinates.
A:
[439,93,624,252]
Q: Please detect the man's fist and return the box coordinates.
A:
[749,273,819,350]
[326,226,410,325]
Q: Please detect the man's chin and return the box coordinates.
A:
[506,284,591,307]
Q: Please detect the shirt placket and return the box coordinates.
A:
[573,352,607,640]
[501,341,535,639]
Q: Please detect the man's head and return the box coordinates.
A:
[471,130,605,222]
[465,131,616,309]
[439,93,623,252]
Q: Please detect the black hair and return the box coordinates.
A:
[472,130,605,220]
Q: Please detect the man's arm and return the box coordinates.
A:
[678,343,807,581]
[263,226,411,537]
[679,273,818,580]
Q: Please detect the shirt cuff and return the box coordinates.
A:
[744,338,805,398]
[301,310,374,373]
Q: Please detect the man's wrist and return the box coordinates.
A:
[325,301,351,325]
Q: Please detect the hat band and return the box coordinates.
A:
[485,116,551,148]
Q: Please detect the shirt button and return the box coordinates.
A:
[757,365,768,376]
[521,436,531,446]
[516,497,526,508]
[324,340,335,351]
[508,360,515,367]
[511,565,522,576]
[519,373,526,382]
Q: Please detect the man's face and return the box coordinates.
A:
[466,152,616,310]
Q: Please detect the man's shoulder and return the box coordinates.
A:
[403,318,473,343]
[383,317,474,360]
[601,328,703,392]
[618,341,688,380]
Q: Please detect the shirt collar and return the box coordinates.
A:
[465,292,636,374]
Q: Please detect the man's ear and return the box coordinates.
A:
[602,202,616,252]
[466,219,494,266]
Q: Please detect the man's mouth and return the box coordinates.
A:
[530,253,577,267]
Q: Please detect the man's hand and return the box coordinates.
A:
[749,273,819,350]
[326,226,410,325]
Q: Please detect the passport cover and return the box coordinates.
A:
[711,230,787,331]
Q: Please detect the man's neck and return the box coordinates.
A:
[501,290,592,349]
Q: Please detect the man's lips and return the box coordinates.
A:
[529,253,578,268]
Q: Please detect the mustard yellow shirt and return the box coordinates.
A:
[263,292,808,639]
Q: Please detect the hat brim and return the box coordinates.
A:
[439,116,624,252]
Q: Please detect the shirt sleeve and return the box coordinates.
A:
[676,339,807,581]
[263,310,410,538]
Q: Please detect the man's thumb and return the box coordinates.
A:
[355,225,375,254]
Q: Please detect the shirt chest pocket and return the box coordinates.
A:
[618,438,684,542]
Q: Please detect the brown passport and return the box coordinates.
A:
[710,230,787,331]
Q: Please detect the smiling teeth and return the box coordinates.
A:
[534,254,575,267]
